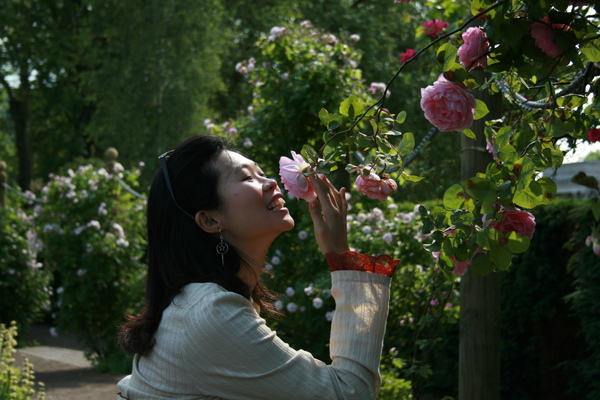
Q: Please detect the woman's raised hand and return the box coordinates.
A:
[307,176,349,255]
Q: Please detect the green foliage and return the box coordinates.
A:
[221,20,372,182]
[500,200,600,399]
[0,0,228,187]
[0,322,45,400]
[564,209,600,399]
[0,199,51,335]
[34,161,146,371]
[265,199,459,398]
[290,0,600,276]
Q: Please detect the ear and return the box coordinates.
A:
[194,210,221,234]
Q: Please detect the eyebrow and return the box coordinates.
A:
[229,162,261,177]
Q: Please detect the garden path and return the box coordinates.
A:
[14,324,121,400]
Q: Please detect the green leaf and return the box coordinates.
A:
[591,198,600,221]
[318,108,331,126]
[402,172,424,182]
[443,184,467,209]
[339,96,360,118]
[506,231,531,254]
[471,252,495,275]
[301,145,318,165]
[397,132,415,157]
[571,171,599,191]
[474,99,490,120]
[376,136,394,154]
[581,37,600,62]
[465,176,497,203]
[497,145,518,164]
[546,117,568,138]
[489,244,513,271]
[437,43,458,71]
[396,111,407,124]
[513,177,556,208]
[463,128,476,139]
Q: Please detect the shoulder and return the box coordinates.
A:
[178,282,258,333]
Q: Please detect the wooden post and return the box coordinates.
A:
[0,161,6,208]
[459,69,502,400]
[105,147,119,174]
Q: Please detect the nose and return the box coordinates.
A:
[263,178,278,191]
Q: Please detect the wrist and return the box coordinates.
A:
[325,251,399,277]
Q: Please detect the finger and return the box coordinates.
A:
[308,199,324,225]
[311,176,341,209]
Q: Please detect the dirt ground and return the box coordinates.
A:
[14,324,123,400]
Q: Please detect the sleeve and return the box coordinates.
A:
[326,251,399,277]
[180,270,393,400]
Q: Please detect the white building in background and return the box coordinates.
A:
[543,161,600,198]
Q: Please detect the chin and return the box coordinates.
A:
[283,216,295,231]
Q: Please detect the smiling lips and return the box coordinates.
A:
[267,197,286,210]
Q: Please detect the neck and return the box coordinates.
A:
[231,239,272,292]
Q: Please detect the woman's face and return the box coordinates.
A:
[215,151,295,246]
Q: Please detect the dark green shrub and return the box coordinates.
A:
[0,197,51,335]
[501,200,598,400]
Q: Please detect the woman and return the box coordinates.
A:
[117,135,398,399]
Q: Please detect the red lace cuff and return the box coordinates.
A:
[326,251,399,277]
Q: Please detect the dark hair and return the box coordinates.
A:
[119,135,278,356]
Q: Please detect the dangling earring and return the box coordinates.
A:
[216,229,229,266]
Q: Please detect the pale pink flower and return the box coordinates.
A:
[279,151,317,202]
[531,17,567,58]
[423,19,449,38]
[458,27,489,70]
[420,74,477,132]
[355,171,398,201]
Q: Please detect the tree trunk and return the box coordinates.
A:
[459,69,502,400]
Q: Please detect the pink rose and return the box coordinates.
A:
[420,75,477,132]
[423,19,450,38]
[487,208,536,239]
[432,229,484,275]
[399,48,415,63]
[588,128,600,143]
[531,17,567,58]
[355,172,398,201]
[457,27,489,70]
[279,151,317,202]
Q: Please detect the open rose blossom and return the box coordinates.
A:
[531,16,568,58]
[457,27,489,70]
[486,208,536,239]
[279,151,317,202]
[399,48,415,63]
[355,171,398,201]
[423,19,450,38]
[420,74,477,132]
[588,128,600,143]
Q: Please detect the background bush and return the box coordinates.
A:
[0,193,51,337]
[501,199,600,400]
[34,160,147,373]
